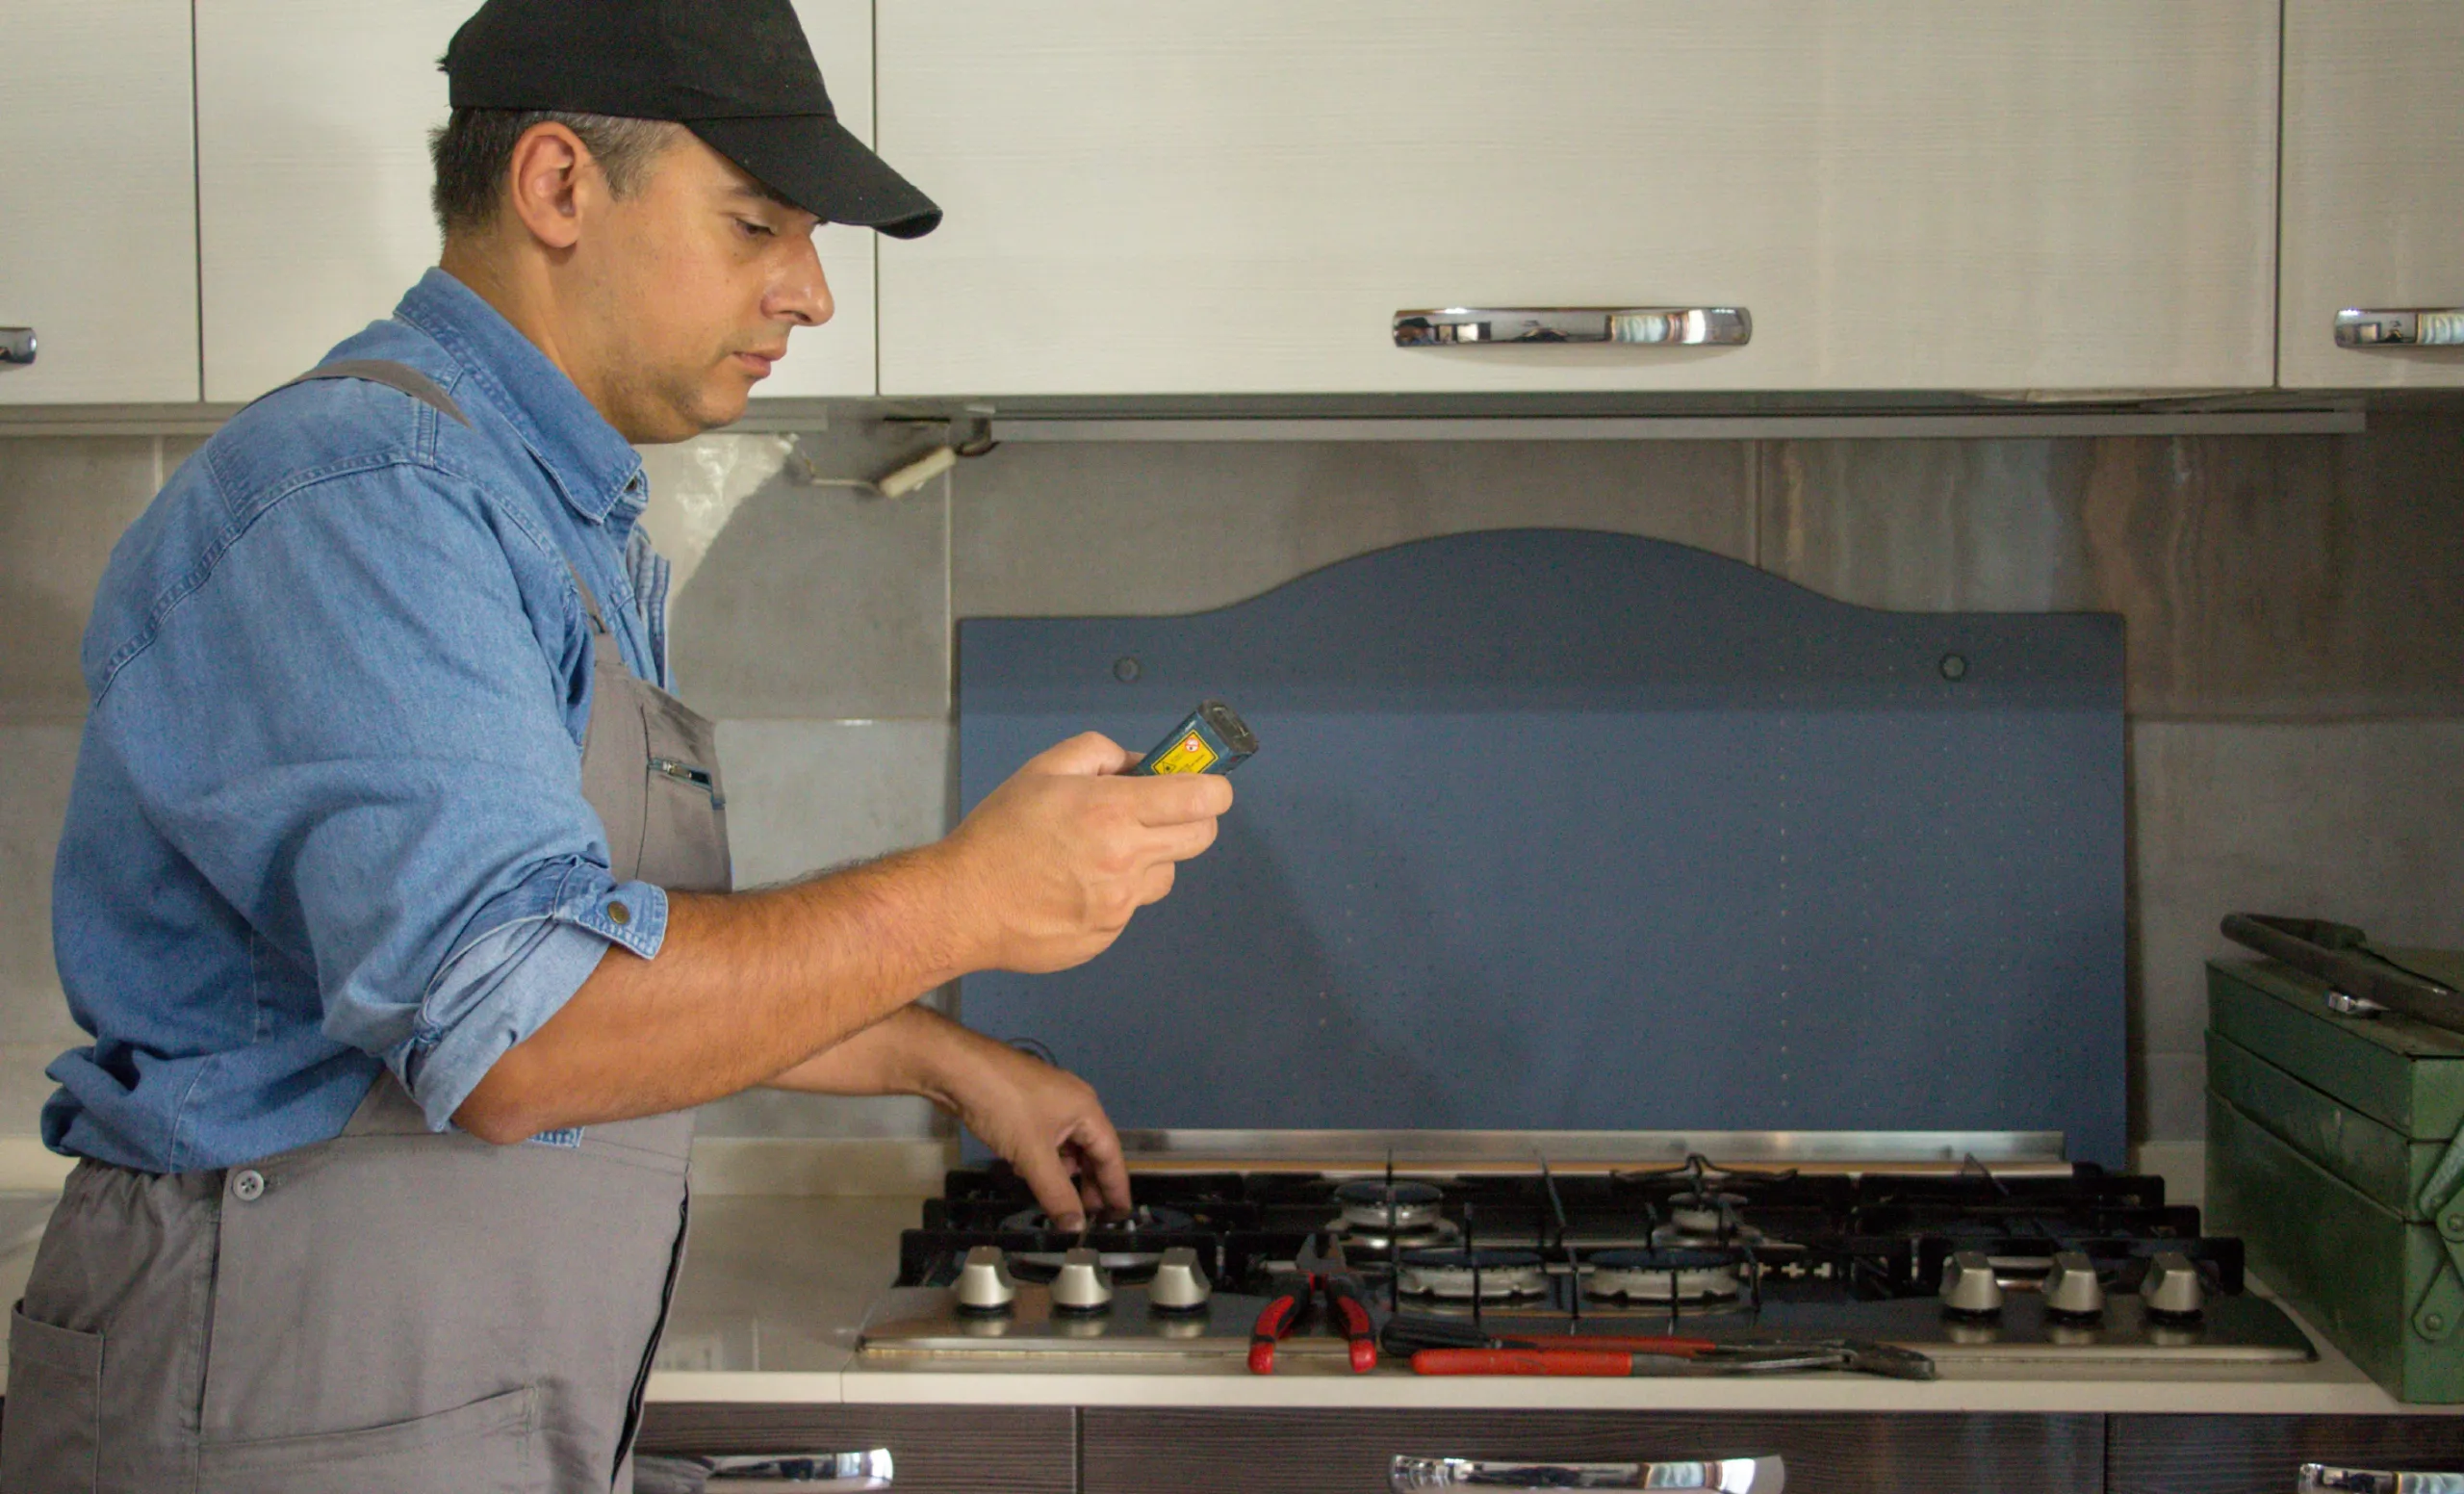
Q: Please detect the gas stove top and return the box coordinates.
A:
[858,1138,2318,1371]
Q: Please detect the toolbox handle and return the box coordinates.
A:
[2220,914,2464,1035]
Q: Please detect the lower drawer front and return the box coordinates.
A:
[1082,1409,2101,1494]
[637,1404,1074,1494]
[2111,1415,2464,1494]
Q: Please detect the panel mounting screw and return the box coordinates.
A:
[1938,653,1969,682]
[1113,656,1142,683]
[2447,1214,2464,1235]
[2427,1312,2449,1334]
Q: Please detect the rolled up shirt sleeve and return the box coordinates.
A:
[389,859,669,1131]
[116,460,667,1133]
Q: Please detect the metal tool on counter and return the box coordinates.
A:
[1249,1232,1380,1374]
[1387,1314,1934,1379]
[1247,1257,1312,1375]
[2221,914,2464,1032]
[1308,1234,1381,1373]
[1410,1341,1934,1380]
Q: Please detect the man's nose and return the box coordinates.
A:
[771,236,833,328]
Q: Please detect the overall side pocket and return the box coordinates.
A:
[0,1302,104,1494]
[197,1383,545,1494]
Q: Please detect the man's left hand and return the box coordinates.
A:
[761,1006,1132,1230]
[935,1032,1132,1231]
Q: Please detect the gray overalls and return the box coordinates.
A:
[1,361,729,1493]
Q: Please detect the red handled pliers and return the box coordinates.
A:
[1247,1234,1380,1375]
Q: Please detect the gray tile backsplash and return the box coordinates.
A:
[953,439,1751,617]
[0,438,179,722]
[714,719,954,889]
[0,727,86,1055]
[2131,720,2464,1058]
[1764,416,2464,717]
[662,427,953,722]
[3,411,2459,1148]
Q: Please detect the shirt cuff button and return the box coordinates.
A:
[606,901,631,926]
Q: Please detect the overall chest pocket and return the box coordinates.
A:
[631,685,730,894]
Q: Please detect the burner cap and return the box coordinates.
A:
[999,1204,1195,1236]
[1334,1179,1446,1233]
[1335,1179,1443,1209]
[1396,1247,1551,1301]
[1585,1246,1750,1303]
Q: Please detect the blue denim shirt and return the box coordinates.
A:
[45,268,694,1172]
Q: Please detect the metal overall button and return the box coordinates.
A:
[231,1170,266,1202]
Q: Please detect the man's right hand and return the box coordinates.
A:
[935,732,1233,973]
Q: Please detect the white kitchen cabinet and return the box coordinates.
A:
[2278,1,2464,390]
[876,1,2279,397]
[196,0,879,403]
[0,3,200,405]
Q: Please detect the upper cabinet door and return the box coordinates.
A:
[877,1,2278,398]
[2279,1,2464,390]
[196,0,878,403]
[0,3,200,405]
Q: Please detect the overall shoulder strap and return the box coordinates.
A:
[561,558,614,638]
[275,359,616,651]
[273,359,472,427]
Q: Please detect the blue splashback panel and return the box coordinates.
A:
[957,529,2126,1164]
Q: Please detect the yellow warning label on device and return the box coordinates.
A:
[1148,731,1219,775]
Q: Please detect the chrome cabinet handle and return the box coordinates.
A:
[1392,1454,1783,1491]
[1394,307,1750,348]
[0,328,34,368]
[2300,1464,2464,1494]
[635,1450,892,1491]
[2335,308,2464,348]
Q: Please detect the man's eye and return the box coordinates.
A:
[736,219,777,239]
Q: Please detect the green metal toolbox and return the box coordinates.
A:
[2207,949,2464,1402]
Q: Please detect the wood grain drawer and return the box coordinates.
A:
[2110,1416,2464,1494]
[1084,1409,2102,1494]
[637,1404,1075,1494]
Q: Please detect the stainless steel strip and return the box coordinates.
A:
[1113,1129,2069,1174]
[988,409,2366,442]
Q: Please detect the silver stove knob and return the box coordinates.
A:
[1149,1246,1213,1312]
[1939,1250,2004,1315]
[2141,1251,2205,1319]
[954,1245,1016,1311]
[2043,1251,2105,1317]
[1051,1246,1114,1312]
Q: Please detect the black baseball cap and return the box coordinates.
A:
[443,0,940,239]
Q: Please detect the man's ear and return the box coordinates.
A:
[503,122,596,251]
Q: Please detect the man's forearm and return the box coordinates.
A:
[760,1003,973,1105]
[454,845,977,1142]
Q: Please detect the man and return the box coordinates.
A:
[0,2,1230,1489]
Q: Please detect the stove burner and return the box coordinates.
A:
[1397,1248,1550,1301]
[998,1205,1198,1281]
[998,1204,1195,1237]
[1584,1246,1751,1302]
[1330,1179,1462,1254]
[1333,1179,1444,1231]
[1655,1194,1765,1255]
